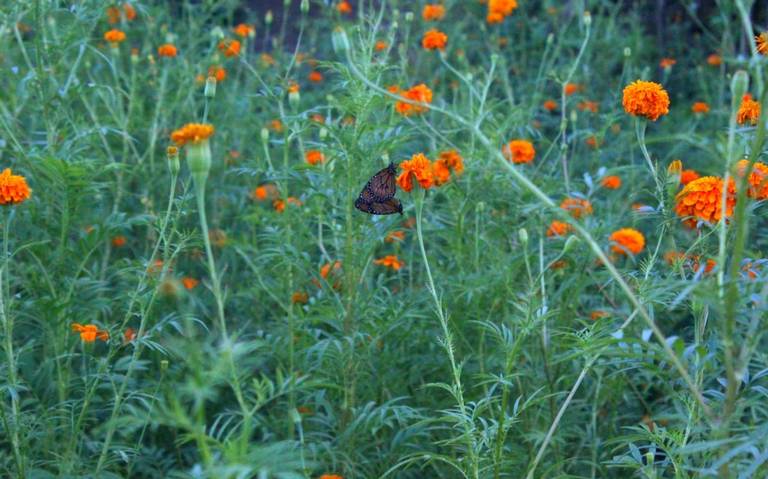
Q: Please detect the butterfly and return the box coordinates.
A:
[354,163,403,215]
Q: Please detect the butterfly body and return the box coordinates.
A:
[354,163,403,215]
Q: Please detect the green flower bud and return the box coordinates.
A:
[204,76,217,98]
[731,70,749,109]
[518,228,529,246]
[167,146,180,175]
[332,26,350,55]
[301,0,309,13]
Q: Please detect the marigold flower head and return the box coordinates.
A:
[123,3,136,20]
[422,4,446,21]
[560,197,593,219]
[397,153,434,192]
[385,230,406,242]
[543,99,558,112]
[422,29,448,51]
[590,311,610,321]
[503,140,535,164]
[0,169,31,205]
[691,101,709,114]
[564,83,581,96]
[308,70,323,83]
[292,291,309,304]
[394,83,433,116]
[736,93,761,125]
[305,150,325,165]
[675,176,736,227]
[288,82,300,94]
[602,175,621,189]
[157,44,177,58]
[546,220,572,237]
[234,23,255,38]
[609,228,645,255]
[585,136,601,149]
[71,323,109,343]
[182,277,199,289]
[319,475,344,479]
[432,158,451,185]
[252,184,278,201]
[170,123,214,146]
[622,80,670,121]
[735,159,768,200]
[374,255,405,271]
[438,150,464,176]
[757,32,768,56]
[106,6,120,24]
[260,53,275,66]
[218,39,241,57]
[375,40,388,51]
[124,327,136,343]
[659,57,676,69]
[269,119,283,132]
[208,65,226,82]
[680,169,700,185]
[577,100,599,113]
[486,0,518,24]
[111,235,126,248]
[707,53,722,66]
[104,29,126,44]
[337,0,352,14]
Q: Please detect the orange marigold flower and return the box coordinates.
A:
[308,70,323,83]
[106,6,120,24]
[124,327,136,343]
[394,84,433,116]
[208,65,226,82]
[503,140,535,164]
[737,93,761,125]
[218,39,241,57]
[182,277,199,290]
[601,175,621,189]
[111,235,127,248]
[422,29,448,51]
[170,123,214,146]
[564,83,581,96]
[260,53,276,66]
[0,168,31,205]
[252,184,278,201]
[305,150,325,165]
[157,44,178,58]
[432,158,451,185]
[287,197,302,207]
[273,199,285,213]
[104,29,126,44]
[319,475,344,479]
[234,23,255,38]
[577,100,599,113]
[735,159,768,200]
[320,261,341,279]
[291,291,309,304]
[543,99,558,111]
[609,228,645,256]
[438,150,464,176]
[288,82,300,94]
[422,4,446,21]
[397,153,434,192]
[385,230,406,242]
[680,169,700,185]
[659,57,676,69]
[374,255,405,271]
[337,0,352,14]
[123,3,136,21]
[486,0,518,24]
[590,310,610,321]
[375,40,388,51]
[757,32,768,56]
[585,136,601,149]
[546,220,572,237]
[560,197,593,219]
[269,119,283,132]
[71,323,109,343]
[675,176,736,227]
[706,53,722,66]
[622,80,670,121]
[691,101,709,114]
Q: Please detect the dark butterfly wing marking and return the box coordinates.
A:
[355,163,402,216]
[355,197,402,215]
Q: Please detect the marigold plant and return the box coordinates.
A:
[622,80,670,121]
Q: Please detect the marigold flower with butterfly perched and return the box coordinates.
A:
[560,197,593,218]
[0,169,31,205]
[422,4,446,21]
[601,175,621,189]
[422,29,447,51]
[182,277,199,290]
[609,228,645,256]
[736,94,761,125]
[393,84,433,116]
[397,153,434,192]
[305,150,325,165]
[218,39,241,57]
[374,255,405,271]
[104,29,126,45]
[486,0,517,24]
[735,159,768,200]
[546,220,572,237]
[157,44,177,58]
[71,323,109,342]
[757,32,768,56]
[234,23,255,38]
[691,102,709,114]
[503,140,535,164]
[675,176,735,227]
[622,80,670,121]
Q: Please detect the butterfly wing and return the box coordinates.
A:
[355,163,401,215]
[370,198,403,215]
[354,197,374,213]
[368,163,397,200]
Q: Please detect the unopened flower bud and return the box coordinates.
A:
[563,235,579,254]
[405,11,414,22]
[319,127,328,140]
[518,228,529,246]
[265,10,273,25]
[623,47,631,58]
[332,26,350,55]
[167,145,180,175]
[288,84,300,109]
[583,11,591,27]
[547,33,554,45]
[204,76,217,97]
[731,70,749,108]
[160,359,169,372]
[301,0,309,13]
[261,128,270,143]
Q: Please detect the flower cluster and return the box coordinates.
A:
[71,323,109,343]
[391,84,433,116]
[397,151,464,192]
[736,94,761,125]
[486,0,518,24]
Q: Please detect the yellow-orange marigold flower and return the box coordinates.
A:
[422,4,446,21]
[546,220,572,237]
[218,39,241,57]
[292,291,309,304]
[375,40,388,51]
[397,153,434,192]
[735,159,768,200]
[104,29,126,44]
[590,311,610,321]
[305,150,325,165]
[124,328,136,343]
[385,230,406,242]
[622,80,670,121]
[234,23,255,38]
[71,323,109,342]
[123,3,136,20]
[757,32,768,56]
[432,158,451,185]
[0,169,31,205]
[170,123,214,146]
[503,140,535,164]
[602,175,621,189]
[691,102,709,114]
[374,255,405,271]
[319,475,344,479]
[560,197,593,219]
[737,93,761,125]
[486,0,517,24]
[438,150,464,176]
[106,6,120,24]
[394,84,433,116]
[609,228,645,255]
[675,176,736,227]
[422,29,448,51]
[157,44,177,58]
[707,53,722,66]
